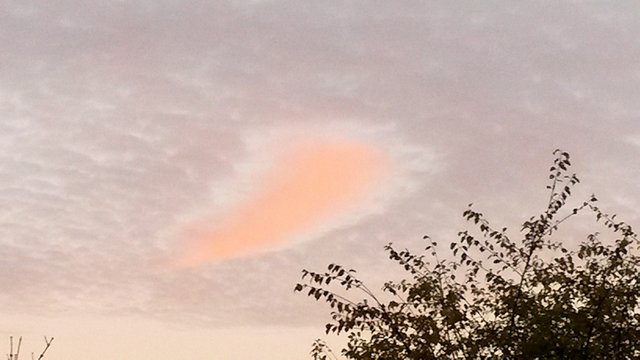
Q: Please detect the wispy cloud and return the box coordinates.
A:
[174,135,387,266]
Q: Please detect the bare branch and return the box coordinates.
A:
[36,337,53,360]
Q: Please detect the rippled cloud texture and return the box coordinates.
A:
[1,1,640,360]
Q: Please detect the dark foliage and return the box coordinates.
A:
[296,150,640,360]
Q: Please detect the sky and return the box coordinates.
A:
[1,1,640,359]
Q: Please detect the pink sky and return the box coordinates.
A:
[1,1,640,359]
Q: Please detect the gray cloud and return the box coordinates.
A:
[0,0,639,330]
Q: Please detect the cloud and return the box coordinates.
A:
[174,135,387,266]
[0,0,639,335]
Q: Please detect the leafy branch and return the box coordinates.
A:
[296,150,640,359]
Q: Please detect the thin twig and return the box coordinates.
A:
[36,337,53,360]
[15,337,21,360]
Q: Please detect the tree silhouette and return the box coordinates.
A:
[5,336,53,360]
[296,150,640,359]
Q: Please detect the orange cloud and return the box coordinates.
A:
[174,137,386,267]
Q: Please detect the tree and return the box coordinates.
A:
[295,150,640,359]
[5,336,54,360]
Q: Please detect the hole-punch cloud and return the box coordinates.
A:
[174,136,387,267]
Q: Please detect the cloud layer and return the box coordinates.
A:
[0,0,639,341]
